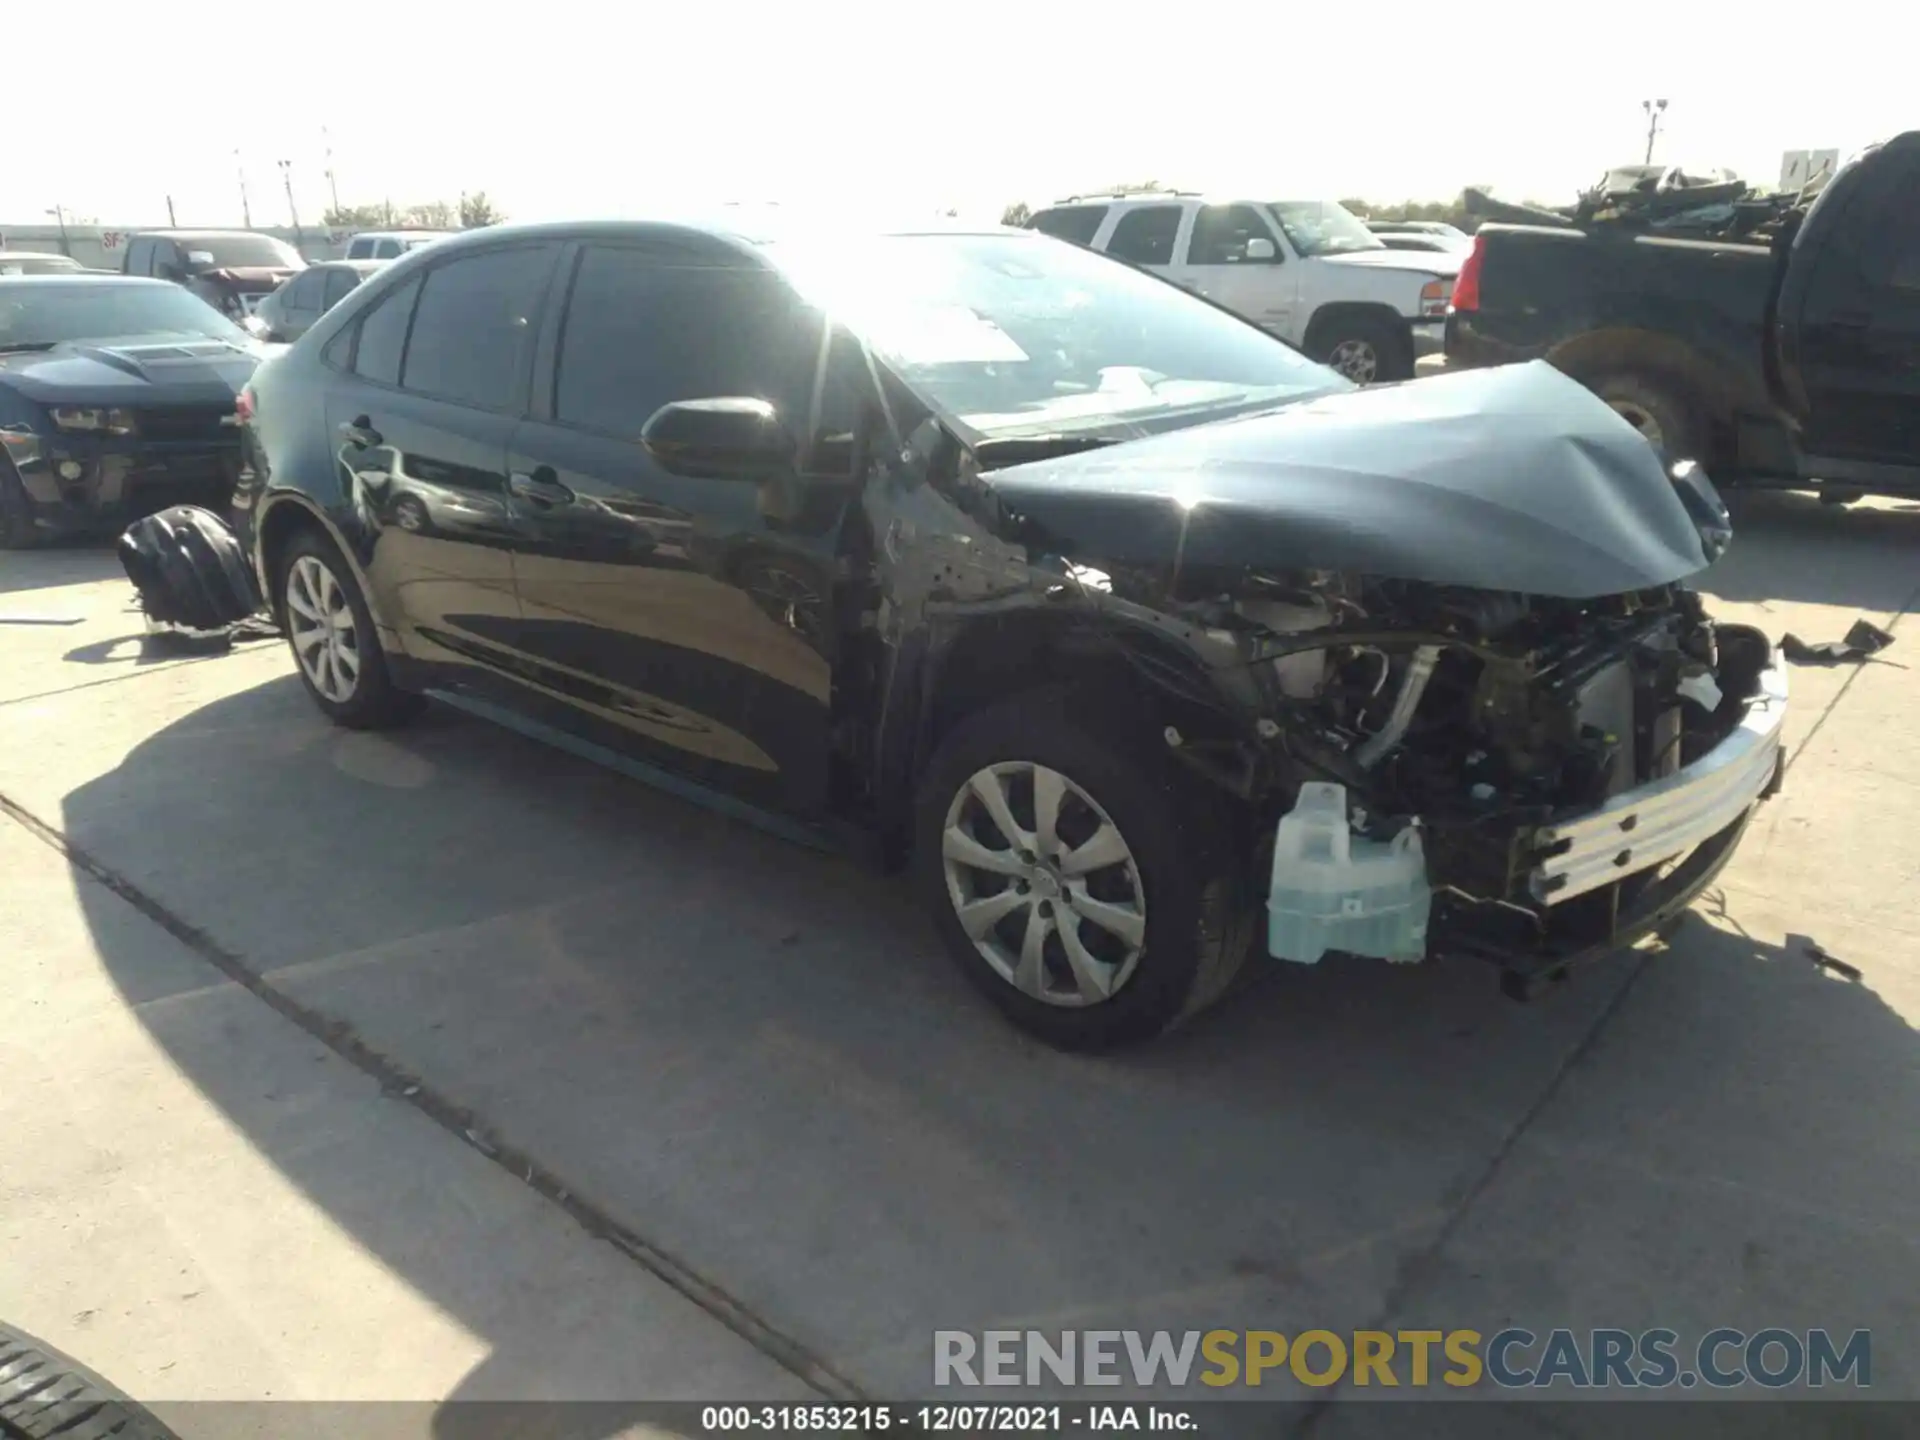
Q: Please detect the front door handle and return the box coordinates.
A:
[509,468,575,505]
[338,415,381,447]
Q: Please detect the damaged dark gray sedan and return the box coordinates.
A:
[234,219,1787,1049]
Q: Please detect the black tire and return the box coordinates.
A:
[1586,370,1703,460]
[276,528,424,730]
[1312,315,1411,385]
[0,462,41,551]
[0,1319,181,1440]
[914,687,1251,1051]
[115,506,258,631]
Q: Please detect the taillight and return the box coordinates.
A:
[235,387,255,423]
[1450,234,1485,313]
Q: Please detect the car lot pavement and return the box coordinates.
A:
[1,491,1917,1435]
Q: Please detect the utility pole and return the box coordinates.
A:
[322,126,341,216]
[166,195,178,226]
[235,149,254,228]
[45,206,71,256]
[1642,98,1669,165]
[280,159,302,245]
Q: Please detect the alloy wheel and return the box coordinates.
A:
[1327,338,1380,384]
[285,554,362,704]
[940,761,1148,1007]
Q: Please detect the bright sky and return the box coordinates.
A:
[14,2,1909,228]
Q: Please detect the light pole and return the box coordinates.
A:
[44,206,71,256]
[1642,98,1669,166]
[322,127,341,217]
[279,159,302,246]
[235,150,254,228]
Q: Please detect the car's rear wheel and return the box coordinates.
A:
[277,529,422,730]
[1314,316,1411,385]
[915,688,1250,1050]
[1588,370,1703,459]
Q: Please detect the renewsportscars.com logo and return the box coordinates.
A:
[933,1329,1872,1391]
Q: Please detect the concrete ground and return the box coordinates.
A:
[1,490,1917,1436]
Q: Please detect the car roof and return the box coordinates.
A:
[349,230,454,239]
[126,229,266,240]
[367,215,1017,262]
[0,274,172,288]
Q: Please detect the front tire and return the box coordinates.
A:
[277,529,422,730]
[914,689,1250,1050]
[0,463,42,551]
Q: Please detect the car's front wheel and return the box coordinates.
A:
[278,530,422,729]
[915,689,1250,1050]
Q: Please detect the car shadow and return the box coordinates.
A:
[1708,493,1920,614]
[44,668,1919,1427]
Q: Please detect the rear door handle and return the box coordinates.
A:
[509,468,575,505]
[337,415,382,447]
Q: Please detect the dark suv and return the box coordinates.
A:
[122,230,305,321]
[235,219,1785,1048]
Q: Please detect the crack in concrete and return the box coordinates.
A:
[0,789,865,1406]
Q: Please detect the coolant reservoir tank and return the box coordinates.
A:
[1267,783,1431,965]
[1236,597,1330,698]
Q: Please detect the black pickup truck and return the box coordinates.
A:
[1446,131,1920,499]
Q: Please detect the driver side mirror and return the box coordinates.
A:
[641,397,795,482]
[1244,236,1278,262]
[183,250,217,274]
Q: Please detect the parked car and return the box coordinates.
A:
[254,260,386,342]
[233,218,1784,1049]
[343,230,455,261]
[1025,194,1460,383]
[0,276,261,547]
[120,230,305,322]
[1445,131,1920,498]
[1366,221,1474,255]
[0,250,89,276]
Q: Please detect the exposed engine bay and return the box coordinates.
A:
[1037,558,1782,983]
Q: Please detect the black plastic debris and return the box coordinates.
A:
[1780,618,1896,665]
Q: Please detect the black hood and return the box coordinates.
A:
[983,361,1716,599]
[0,336,260,407]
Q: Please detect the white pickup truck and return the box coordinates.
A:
[1026,194,1460,383]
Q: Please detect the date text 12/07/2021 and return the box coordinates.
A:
[698,1405,1194,1432]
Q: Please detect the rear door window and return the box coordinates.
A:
[1105,206,1183,266]
[346,238,372,260]
[399,245,556,411]
[322,269,361,308]
[375,239,402,259]
[1029,205,1108,246]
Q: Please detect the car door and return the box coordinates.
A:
[1100,204,1184,280]
[1166,203,1299,338]
[501,238,867,815]
[1789,149,1920,470]
[324,243,563,700]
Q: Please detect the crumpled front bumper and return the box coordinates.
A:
[1528,637,1788,906]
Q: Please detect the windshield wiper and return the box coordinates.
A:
[0,342,59,355]
[972,434,1122,471]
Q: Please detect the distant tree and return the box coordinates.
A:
[1338,197,1373,217]
[459,191,506,228]
[403,200,457,229]
[1000,201,1031,227]
[323,203,389,229]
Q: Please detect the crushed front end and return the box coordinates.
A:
[1046,564,1786,992]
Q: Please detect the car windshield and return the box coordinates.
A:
[1265,201,1385,257]
[0,283,249,349]
[767,232,1347,439]
[0,255,82,275]
[186,235,305,268]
